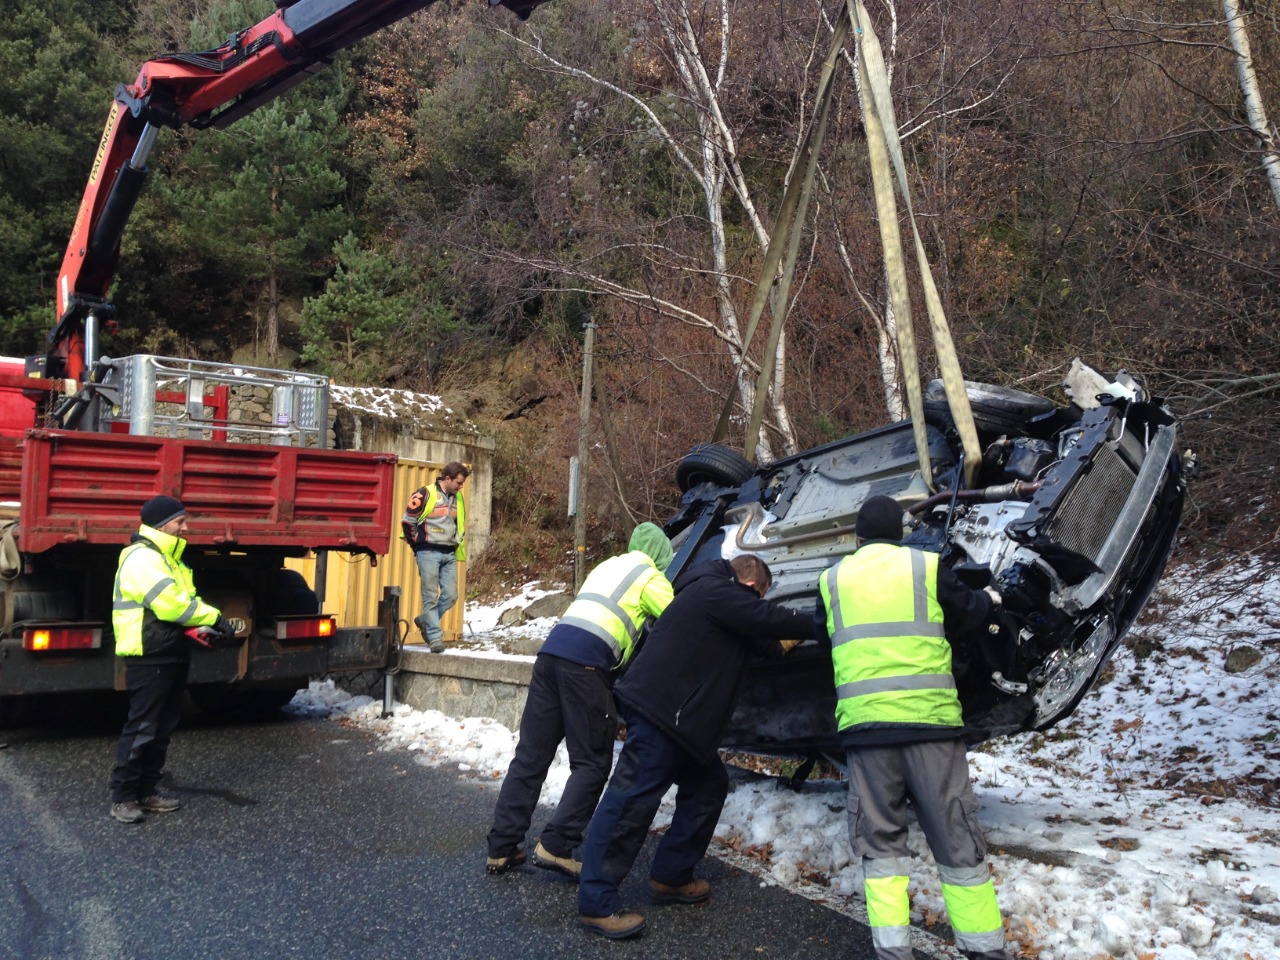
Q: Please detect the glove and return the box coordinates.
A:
[213,617,236,639]
[983,586,1003,608]
[185,625,219,649]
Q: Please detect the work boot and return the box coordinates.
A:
[647,877,712,904]
[110,801,145,824]
[428,638,445,654]
[531,840,582,879]
[485,846,527,875]
[139,791,181,813]
[577,912,646,939]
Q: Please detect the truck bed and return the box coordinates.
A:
[3,429,396,554]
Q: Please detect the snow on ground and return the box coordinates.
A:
[290,559,1280,960]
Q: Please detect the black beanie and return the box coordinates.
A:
[855,495,904,542]
[141,495,186,529]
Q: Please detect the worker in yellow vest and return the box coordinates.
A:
[485,522,674,879]
[401,462,469,653]
[109,496,232,824]
[819,495,1008,960]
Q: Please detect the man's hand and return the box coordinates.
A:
[213,617,236,638]
[779,639,803,654]
[983,586,1002,608]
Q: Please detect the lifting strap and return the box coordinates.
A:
[848,0,980,488]
[715,0,980,488]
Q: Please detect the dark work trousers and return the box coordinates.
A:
[577,708,729,919]
[110,660,190,803]
[486,653,618,859]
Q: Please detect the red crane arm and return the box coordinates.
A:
[51,0,545,381]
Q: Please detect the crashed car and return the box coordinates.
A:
[663,362,1190,759]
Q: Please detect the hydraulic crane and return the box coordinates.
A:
[50,0,546,386]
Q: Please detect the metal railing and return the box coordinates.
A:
[100,354,329,448]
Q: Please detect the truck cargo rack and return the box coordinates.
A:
[100,354,329,448]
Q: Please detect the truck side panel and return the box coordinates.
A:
[16,429,396,554]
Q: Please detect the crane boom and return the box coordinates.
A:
[51,0,545,382]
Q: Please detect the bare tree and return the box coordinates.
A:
[491,0,823,459]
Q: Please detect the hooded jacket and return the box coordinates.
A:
[112,524,221,664]
[539,522,674,670]
[615,558,811,763]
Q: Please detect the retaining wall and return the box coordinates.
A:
[394,647,533,731]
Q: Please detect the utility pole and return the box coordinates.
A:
[573,319,596,593]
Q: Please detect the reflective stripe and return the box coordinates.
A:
[576,564,649,644]
[869,926,912,949]
[909,549,928,622]
[176,598,199,623]
[143,578,176,608]
[937,863,991,887]
[863,856,912,879]
[559,615,623,660]
[832,620,945,645]
[112,600,144,611]
[823,565,842,635]
[837,673,956,700]
[953,927,1007,953]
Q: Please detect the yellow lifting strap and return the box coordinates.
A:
[712,10,850,455]
[715,0,980,488]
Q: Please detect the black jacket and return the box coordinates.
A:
[615,559,811,763]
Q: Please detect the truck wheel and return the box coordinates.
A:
[189,683,298,719]
[923,379,1057,437]
[271,569,319,617]
[676,444,755,492]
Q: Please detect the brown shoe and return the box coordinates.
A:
[648,877,712,904]
[531,840,582,879]
[578,912,646,939]
[139,792,181,813]
[485,846,527,875]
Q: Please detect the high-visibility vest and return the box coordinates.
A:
[558,551,671,667]
[401,483,466,561]
[112,526,220,657]
[821,542,962,735]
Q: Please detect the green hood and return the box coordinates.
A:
[629,522,673,573]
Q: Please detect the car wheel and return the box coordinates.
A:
[923,380,1057,437]
[675,444,755,492]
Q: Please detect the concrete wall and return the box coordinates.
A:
[394,648,532,731]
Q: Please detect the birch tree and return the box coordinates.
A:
[492,0,815,459]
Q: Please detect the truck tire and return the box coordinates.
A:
[676,444,755,492]
[923,380,1057,438]
[271,569,319,617]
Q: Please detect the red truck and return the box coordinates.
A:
[1,0,545,721]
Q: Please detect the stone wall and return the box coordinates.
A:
[394,648,531,731]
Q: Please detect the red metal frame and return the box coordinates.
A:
[16,428,396,554]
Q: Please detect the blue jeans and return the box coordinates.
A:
[578,708,729,918]
[414,548,458,643]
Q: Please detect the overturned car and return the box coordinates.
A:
[663,362,1190,757]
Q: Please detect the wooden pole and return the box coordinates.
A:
[574,320,596,593]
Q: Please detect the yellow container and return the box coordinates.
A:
[286,459,466,643]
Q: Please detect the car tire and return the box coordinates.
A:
[923,380,1057,437]
[675,444,755,492]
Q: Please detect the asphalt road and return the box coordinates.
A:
[0,704,892,960]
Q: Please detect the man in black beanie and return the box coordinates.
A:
[816,495,1009,959]
[109,496,232,824]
